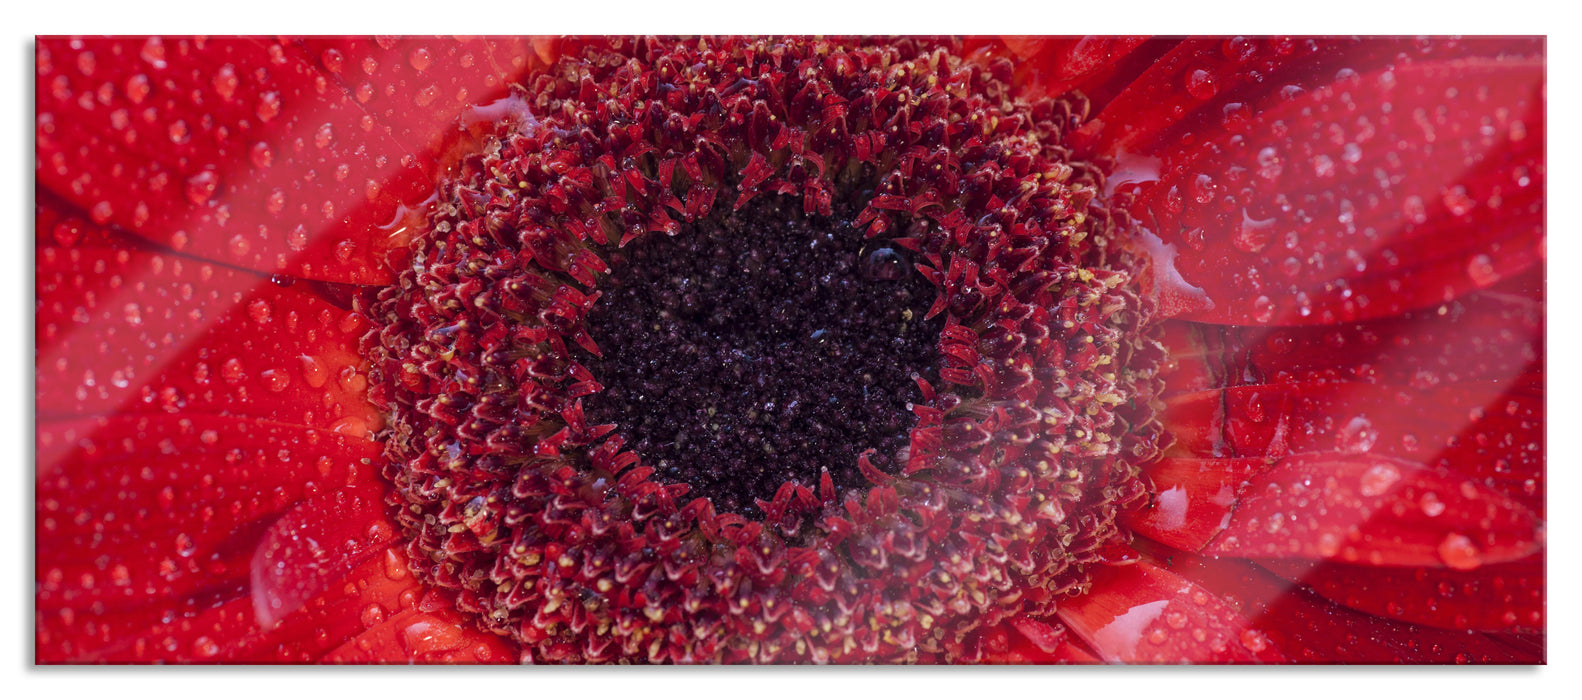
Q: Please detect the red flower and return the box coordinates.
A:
[35,35,1544,664]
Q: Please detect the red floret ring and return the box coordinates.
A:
[367,36,1167,662]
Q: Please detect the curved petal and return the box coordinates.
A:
[298,36,550,169]
[1158,548,1543,663]
[1080,37,1543,158]
[970,36,1170,111]
[1122,57,1543,325]
[966,617,1100,664]
[1157,286,1542,396]
[1198,453,1540,567]
[37,240,381,435]
[320,606,516,664]
[1259,555,1543,633]
[1056,560,1285,663]
[35,36,544,284]
[1162,381,1544,514]
[35,414,394,662]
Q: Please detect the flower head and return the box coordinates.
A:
[35,35,1544,664]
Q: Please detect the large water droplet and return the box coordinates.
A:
[185,170,221,205]
[1336,416,1379,455]
[1438,533,1483,571]
[859,245,908,281]
[1358,461,1399,497]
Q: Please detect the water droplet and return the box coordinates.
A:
[859,245,907,281]
[1466,254,1499,287]
[1437,533,1483,571]
[299,355,328,388]
[191,636,220,659]
[361,603,388,627]
[261,368,290,393]
[211,64,239,101]
[228,234,251,258]
[126,74,151,104]
[1358,461,1399,496]
[1191,173,1216,204]
[1256,146,1283,181]
[140,37,167,69]
[384,549,409,580]
[1442,186,1475,216]
[256,91,282,123]
[250,142,274,169]
[167,119,190,145]
[402,617,464,656]
[175,533,197,557]
[1251,295,1275,323]
[1234,210,1275,253]
[321,48,345,73]
[220,357,245,384]
[185,170,221,205]
[1419,491,1446,517]
[334,238,356,262]
[314,123,335,149]
[1185,68,1218,100]
[1337,416,1379,455]
[247,299,272,324]
[408,47,433,72]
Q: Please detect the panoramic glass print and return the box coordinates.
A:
[35,36,1545,664]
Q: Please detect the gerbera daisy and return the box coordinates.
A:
[34,33,1544,664]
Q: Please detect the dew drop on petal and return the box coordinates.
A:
[1185,68,1218,100]
[408,47,433,72]
[175,532,197,557]
[211,64,239,101]
[261,368,290,393]
[191,636,220,659]
[298,355,329,388]
[256,91,282,122]
[247,298,272,324]
[1438,533,1483,571]
[321,48,345,73]
[361,603,387,627]
[221,357,245,384]
[1358,461,1399,497]
[1419,491,1446,517]
[1336,416,1379,455]
[1466,254,1500,287]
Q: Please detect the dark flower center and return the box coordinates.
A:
[581,198,942,514]
[365,36,1165,663]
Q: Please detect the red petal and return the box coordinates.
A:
[36,543,459,663]
[1055,560,1286,663]
[1122,58,1543,325]
[36,415,383,614]
[321,607,516,664]
[1082,37,1542,158]
[1162,381,1543,513]
[34,412,413,662]
[975,36,1165,110]
[1123,457,1270,552]
[250,481,395,627]
[299,37,544,173]
[35,37,434,283]
[1158,288,1543,396]
[1198,453,1542,567]
[1260,555,1543,633]
[970,617,1099,664]
[36,243,381,435]
[1158,549,1543,663]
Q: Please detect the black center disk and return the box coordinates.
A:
[580,198,944,514]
